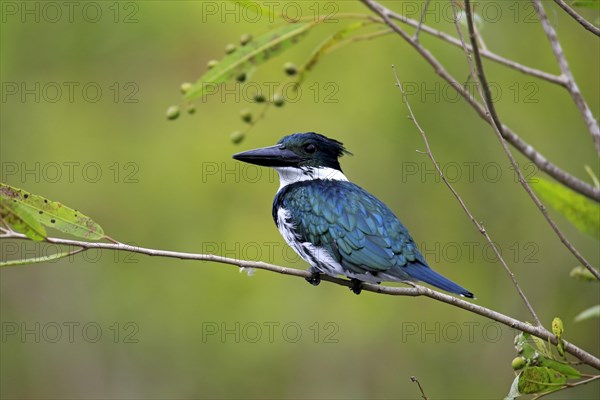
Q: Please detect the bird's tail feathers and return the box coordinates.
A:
[399,264,475,299]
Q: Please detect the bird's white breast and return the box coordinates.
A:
[274,166,348,191]
[276,207,383,283]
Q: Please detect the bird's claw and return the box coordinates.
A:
[305,270,321,286]
[349,278,363,295]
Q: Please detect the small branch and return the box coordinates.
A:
[531,374,600,400]
[326,28,393,54]
[384,6,565,86]
[360,0,599,202]
[412,0,431,42]
[410,376,428,400]
[534,0,600,155]
[393,65,541,327]
[463,0,600,280]
[469,2,489,52]
[500,127,599,202]
[363,0,599,274]
[304,11,564,86]
[553,0,600,36]
[2,230,599,369]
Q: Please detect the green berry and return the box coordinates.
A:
[273,94,285,107]
[240,108,252,123]
[254,93,266,103]
[511,357,526,370]
[207,59,219,69]
[230,131,245,144]
[166,105,180,120]
[186,104,196,114]
[236,73,247,83]
[225,43,236,54]
[240,33,252,46]
[180,82,193,94]
[283,62,298,76]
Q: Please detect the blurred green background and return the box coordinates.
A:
[1,1,599,399]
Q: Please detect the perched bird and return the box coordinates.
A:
[233,132,474,298]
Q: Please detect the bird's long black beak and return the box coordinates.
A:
[233,144,301,167]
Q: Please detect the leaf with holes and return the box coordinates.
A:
[0,183,104,240]
[0,198,47,241]
[517,366,567,394]
[185,22,315,101]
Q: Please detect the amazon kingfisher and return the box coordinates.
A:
[233,132,474,298]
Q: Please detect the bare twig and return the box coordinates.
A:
[413,0,431,42]
[410,376,428,400]
[466,1,489,52]
[360,0,599,202]
[361,0,600,275]
[500,127,599,202]
[326,28,393,54]
[534,0,600,154]
[302,10,567,87]
[553,0,600,36]
[530,374,600,400]
[393,64,542,327]
[384,7,565,86]
[301,10,566,85]
[462,0,599,280]
[2,230,599,369]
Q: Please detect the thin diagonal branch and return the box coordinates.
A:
[1,229,599,370]
[462,0,599,280]
[410,376,429,400]
[534,0,600,155]
[553,0,600,36]
[361,0,599,275]
[360,0,599,203]
[385,8,565,86]
[413,0,431,42]
[393,64,541,327]
[326,28,393,54]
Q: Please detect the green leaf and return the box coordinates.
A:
[0,183,104,240]
[1,250,75,267]
[185,22,315,101]
[570,266,597,282]
[538,358,581,379]
[517,366,567,394]
[514,333,536,360]
[574,304,600,322]
[531,178,600,239]
[572,1,600,10]
[550,317,565,356]
[551,317,564,340]
[0,198,47,241]
[531,335,552,358]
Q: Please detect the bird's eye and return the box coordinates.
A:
[304,144,316,153]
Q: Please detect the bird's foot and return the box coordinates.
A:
[305,269,321,286]
[349,278,363,295]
